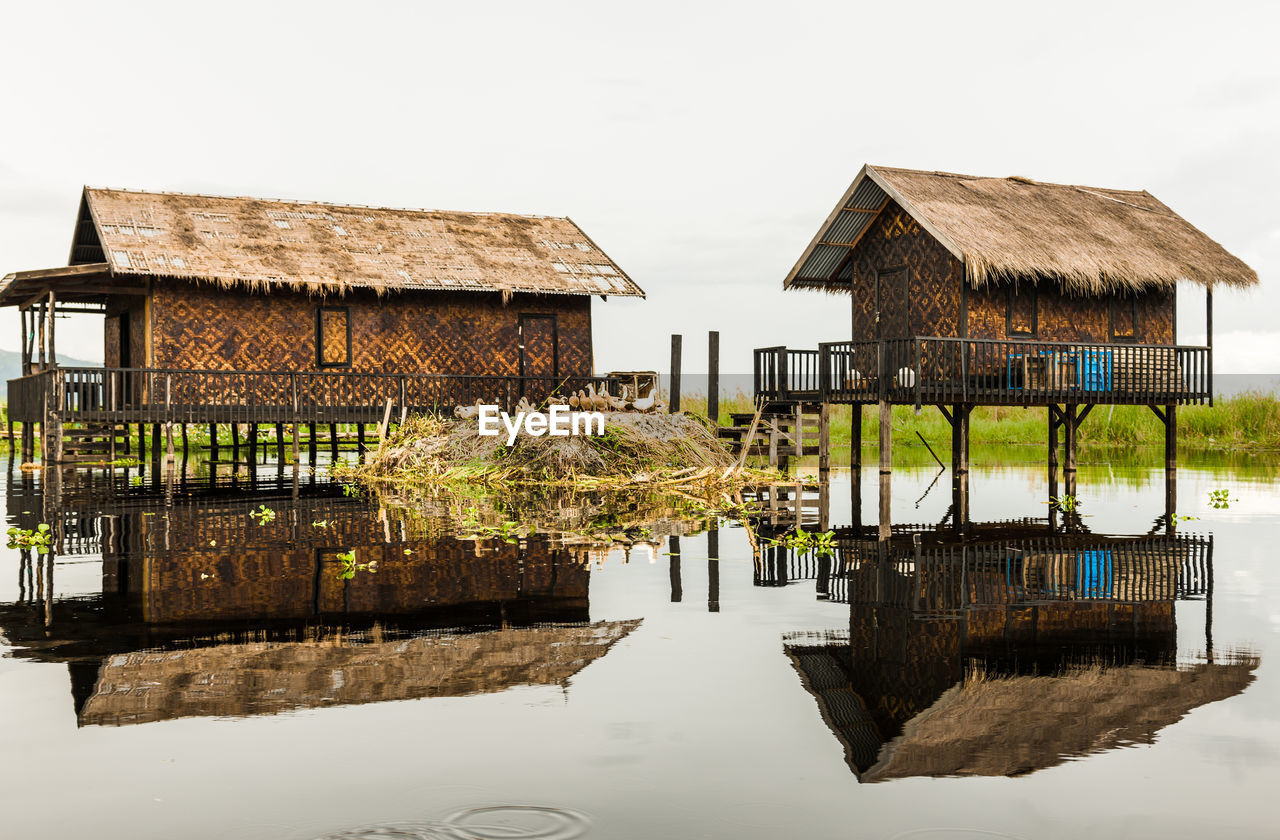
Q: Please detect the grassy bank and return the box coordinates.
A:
[679,391,1280,451]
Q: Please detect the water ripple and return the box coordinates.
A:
[312,806,591,840]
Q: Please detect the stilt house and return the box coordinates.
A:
[755,164,1259,476]
[0,188,644,460]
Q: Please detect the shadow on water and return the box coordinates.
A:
[1,462,650,727]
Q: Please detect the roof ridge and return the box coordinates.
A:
[869,164,1149,196]
[82,186,569,222]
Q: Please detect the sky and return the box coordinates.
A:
[1,0,1277,375]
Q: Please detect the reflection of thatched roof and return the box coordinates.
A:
[785,164,1257,294]
[79,620,639,727]
[864,659,1258,782]
[2,187,643,300]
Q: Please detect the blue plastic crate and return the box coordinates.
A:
[1078,348,1112,391]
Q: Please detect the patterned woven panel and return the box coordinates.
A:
[150,281,593,376]
[848,201,964,340]
[968,284,1175,343]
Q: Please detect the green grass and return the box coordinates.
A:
[679,390,1280,451]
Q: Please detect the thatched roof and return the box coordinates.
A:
[78,619,640,726]
[863,658,1258,781]
[785,164,1258,294]
[3,187,643,300]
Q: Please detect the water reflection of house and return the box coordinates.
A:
[781,521,1258,782]
[0,475,638,727]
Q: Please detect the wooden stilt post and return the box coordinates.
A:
[707,330,719,426]
[1063,404,1078,474]
[308,423,317,464]
[180,424,189,459]
[292,423,301,469]
[669,334,682,413]
[851,404,862,470]
[275,422,286,464]
[793,404,803,460]
[165,422,175,463]
[1048,405,1059,478]
[151,423,161,464]
[1165,403,1177,524]
[248,423,258,478]
[138,423,146,465]
[818,403,831,474]
[231,423,240,463]
[357,423,366,454]
[878,400,892,474]
[329,423,339,460]
[768,418,778,466]
[210,424,219,461]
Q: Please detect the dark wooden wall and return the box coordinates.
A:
[103,297,149,368]
[144,282,593,376]
[848,200,965,340]
[968,284,1175,344]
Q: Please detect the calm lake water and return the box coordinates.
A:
[1,447,1277,840]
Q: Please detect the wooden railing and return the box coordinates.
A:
[7,367,614,425]
[754,337,1212,406]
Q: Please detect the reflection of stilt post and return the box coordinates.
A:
[707,527,719,613]
[1206,535,1214,663]
[1048,467,1059,531]
[878,400,891,541]
[669,535,682,603]
[952,470,969,532]
[878,472,891,541]
[43,550,54,628]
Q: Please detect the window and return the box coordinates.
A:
[1111,296,1137,341]
[1007,286,1037,337]
[316,306,352,367]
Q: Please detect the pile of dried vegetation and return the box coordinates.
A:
[337,412,763,491]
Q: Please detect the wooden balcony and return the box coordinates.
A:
[6,366,614,427]
[754,338,1212,408]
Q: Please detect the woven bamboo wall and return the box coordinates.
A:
[968,284,1175,344]
[848,201,965,340]
[148,281,593,376]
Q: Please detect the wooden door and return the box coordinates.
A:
[519,314,558,379]
[875,268,910,339]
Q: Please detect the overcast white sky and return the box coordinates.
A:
[1,1,1277,374]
